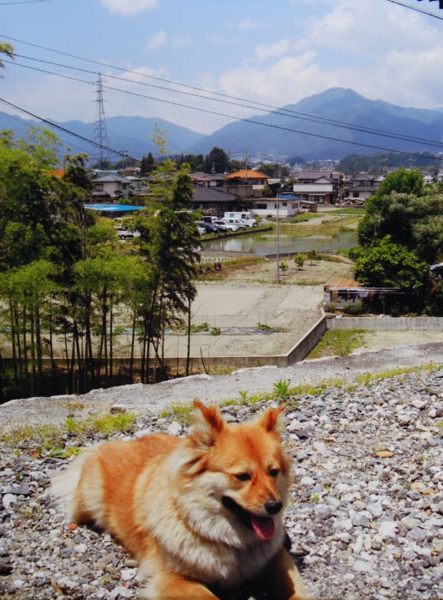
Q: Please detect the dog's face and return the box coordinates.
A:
[174,401,291,548]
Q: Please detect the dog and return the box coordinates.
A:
[51,401,309,599]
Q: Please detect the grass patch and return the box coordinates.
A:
[197,256,267,281]
[88,412,138,435]
[290,213,321,224]
[307,329,368,359]
[158,401,195,425]
[328,208,366,215]
[0,410,138,452]
[353,362,438,388]
[109,362,443,426]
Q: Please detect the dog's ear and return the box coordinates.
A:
[192,400,225,447]
[257,404,286,435]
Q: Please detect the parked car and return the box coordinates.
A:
[196,221,217,234]
[212,220,229,232]
[114,226,140,240]
[212,222,227,232]
[224,212,257,228]
[222,218,247,232]
[197,225,207,235]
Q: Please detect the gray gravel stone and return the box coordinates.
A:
[1,365,443,598]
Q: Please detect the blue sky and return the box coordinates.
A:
[1,0,443,135]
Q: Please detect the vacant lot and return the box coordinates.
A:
[162,255,443,360]
[162,255,354,359]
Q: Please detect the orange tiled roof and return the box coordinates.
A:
[226,169,268,180]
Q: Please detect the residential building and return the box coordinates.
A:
[91,175,130,199]
[224,169,269,197]
[189,183,238,216]
[344,173,383,201]
[191,172,227,188]
[251,194,306,218]
[292,175,335,204]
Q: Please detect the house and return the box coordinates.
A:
[292,176,335,204]
[224,169,269,197]
[191,172,227,188]
[91,175,131,199]
[344,173,383,202]
[189,183,238,216]
[290,169,343,204]
[251,194,305,218]
[291,169,342,184]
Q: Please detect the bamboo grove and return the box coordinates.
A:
[0,128,200,403]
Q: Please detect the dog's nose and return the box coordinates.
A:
[265,500,282,515]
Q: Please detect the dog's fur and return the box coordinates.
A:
[51,401,309,599]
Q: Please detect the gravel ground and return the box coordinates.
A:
[1,345,443,599]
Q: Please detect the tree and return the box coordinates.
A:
[360,168,424,244]
[258,163,290,179]
[0,260,60,395]
[0,41,14,72]
[355,236,429,312]
[202,147,230,174]
[358,170,443,263]
[140,152,156,175]
[134,128,200,381]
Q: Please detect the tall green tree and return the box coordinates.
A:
[140,152,156,175]
[355,169,443,313]
[202,146,230,174]
[134,127,200,381]
[359,168,425,246]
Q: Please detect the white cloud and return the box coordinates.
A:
[215,0,443,115]
[233,18,265,31]
[100,0,158,16]
[145,30,168,52]
[254,39,294,64]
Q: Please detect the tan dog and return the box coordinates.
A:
[51,401,309,599]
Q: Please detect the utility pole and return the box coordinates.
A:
[93,74,110,170]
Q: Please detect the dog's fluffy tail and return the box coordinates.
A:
[50,449,93,521]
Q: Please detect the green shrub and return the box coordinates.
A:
[293,253,306,270]
[343,301,365,315]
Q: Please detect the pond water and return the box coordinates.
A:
[202,230,358,256]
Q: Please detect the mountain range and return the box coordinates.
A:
[1,88,443,163]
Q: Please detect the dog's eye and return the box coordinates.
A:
[235,473,251,481]
[269,468,280,478]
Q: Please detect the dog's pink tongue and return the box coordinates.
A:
[251,516,275,540]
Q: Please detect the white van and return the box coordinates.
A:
[223,212,257,228]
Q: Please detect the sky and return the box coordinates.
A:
[1,0,443,137]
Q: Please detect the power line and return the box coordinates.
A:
[385,0,443,19]
[0,0,55,5]
[3,57,443,160]
[3,32,443,150]
[12,52,443,149]
[0,96,136,160]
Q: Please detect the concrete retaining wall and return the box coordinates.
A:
[327,316,443,331]
[286,315,328,365]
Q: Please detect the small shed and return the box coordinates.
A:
[324,277,403,311]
